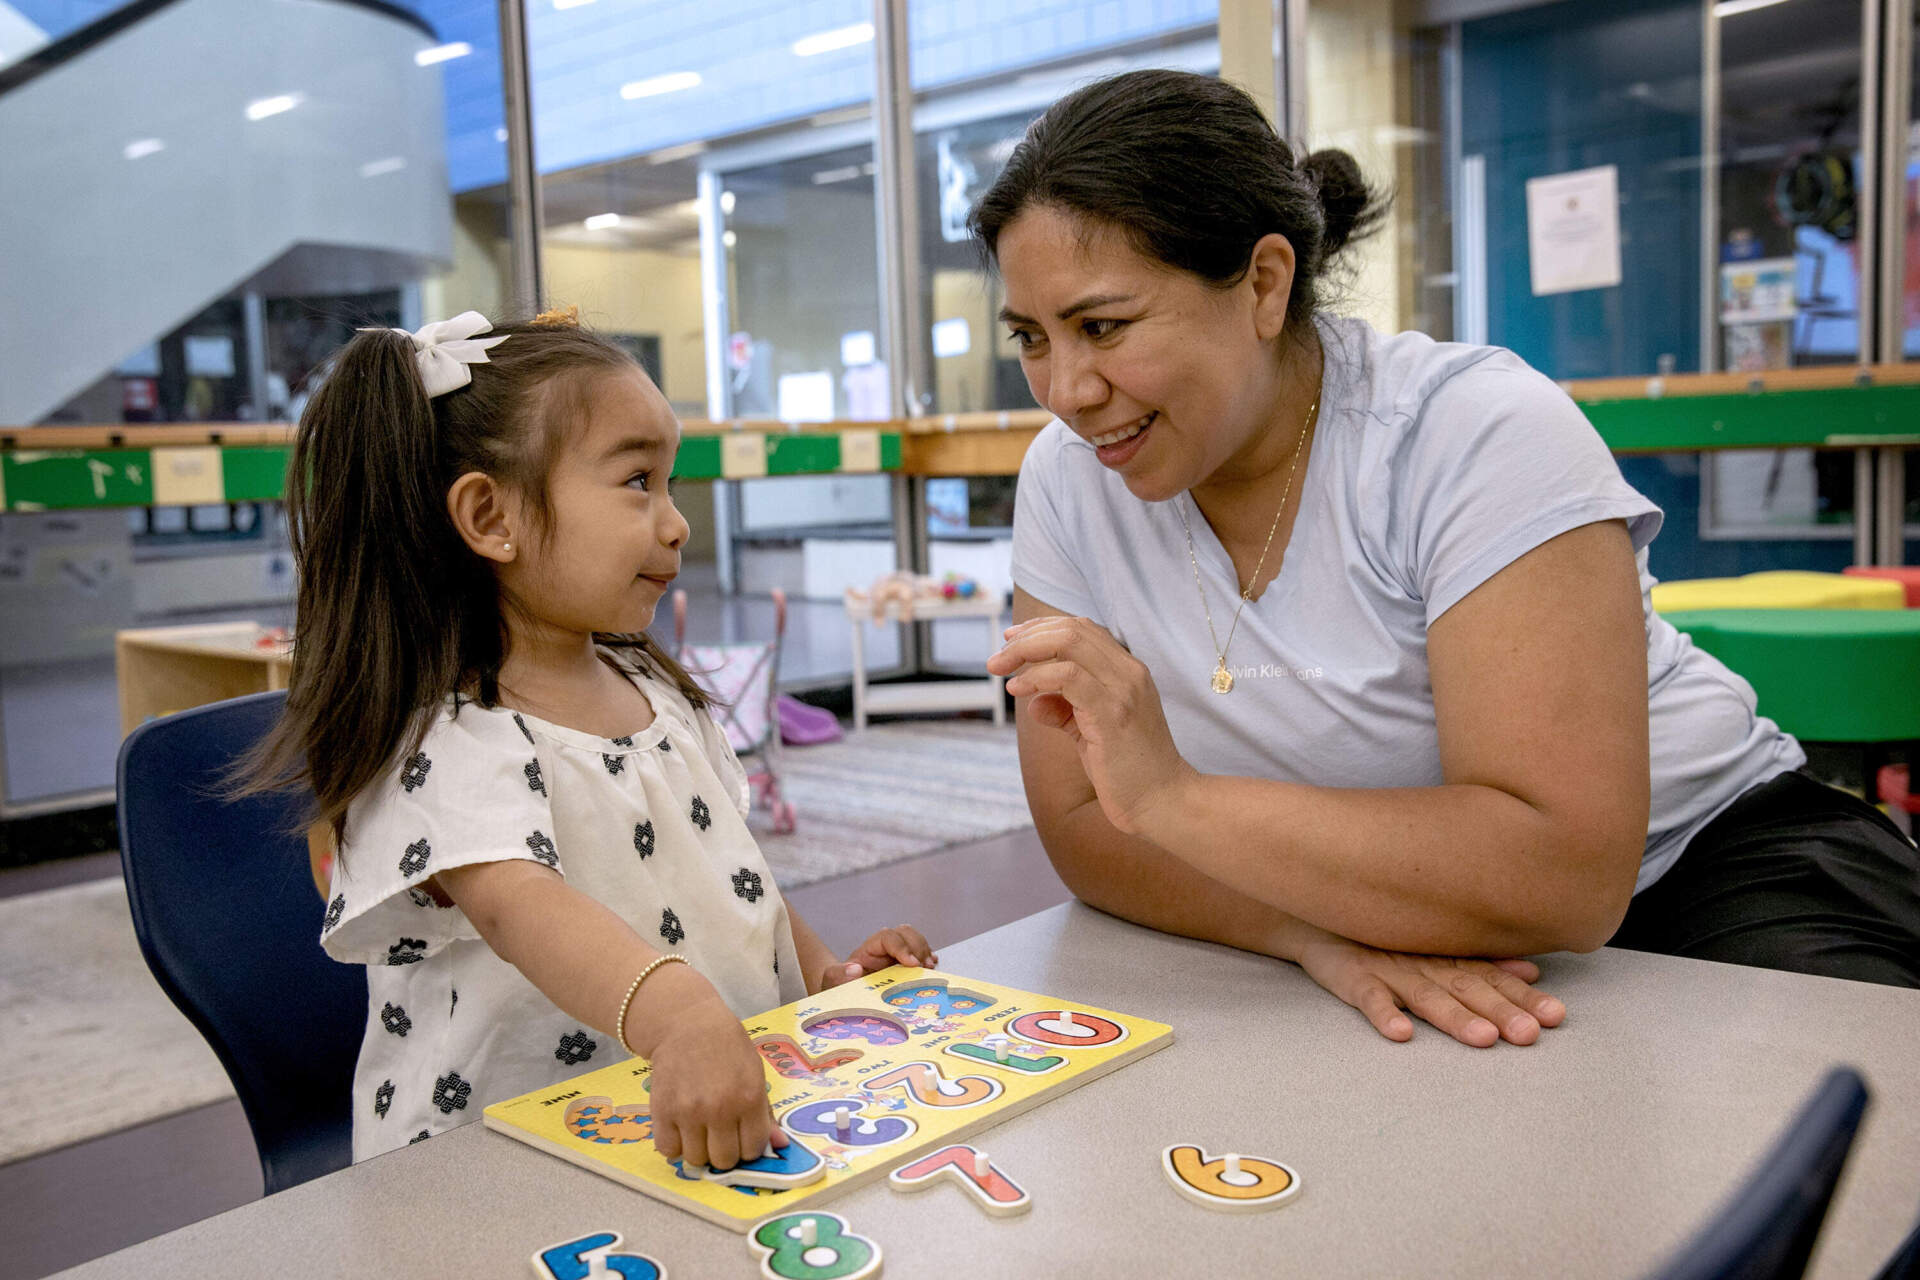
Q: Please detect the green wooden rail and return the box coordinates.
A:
[0,431,904,512]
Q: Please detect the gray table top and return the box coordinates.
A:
[56,903,1920,1279]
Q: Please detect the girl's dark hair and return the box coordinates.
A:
[968,69,1388,325]
[240,312,711,843]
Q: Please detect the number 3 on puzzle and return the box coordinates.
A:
[750,1212,882,1280]
[529,1231,665,1280]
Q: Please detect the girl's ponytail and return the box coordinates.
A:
[241,328,479,840]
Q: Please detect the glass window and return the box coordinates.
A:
[0,0,511,808]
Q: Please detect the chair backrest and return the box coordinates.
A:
[116,691,365,1196]
[1647,1066,1870,1280]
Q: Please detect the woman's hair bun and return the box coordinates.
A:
[1302,148,1386,259]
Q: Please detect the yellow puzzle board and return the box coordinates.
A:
[484,967,1173,1231]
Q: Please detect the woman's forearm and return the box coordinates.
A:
[1132,772,1635,956]
[1040,795,1322,962]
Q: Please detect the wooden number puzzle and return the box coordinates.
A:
[484,967,1173,1231]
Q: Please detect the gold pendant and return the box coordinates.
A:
[1211,663,1234,694]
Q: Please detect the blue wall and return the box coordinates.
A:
[1462,0,1701,381]
[1463,0,1864,583]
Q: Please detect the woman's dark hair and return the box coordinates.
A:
[239,311,711,843]
[969,69,1388,325]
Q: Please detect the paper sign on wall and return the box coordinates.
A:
[720,433,768,478]
[1525,165,1622,296]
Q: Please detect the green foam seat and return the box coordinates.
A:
[1662,609,1920,742]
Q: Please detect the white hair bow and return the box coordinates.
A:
[361,311,509,398]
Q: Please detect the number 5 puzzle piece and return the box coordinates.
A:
[889,1143,1031,1217]
[1161,1144,1301,1212]
[750,1211,883,1280]
[530,1230,666,1279]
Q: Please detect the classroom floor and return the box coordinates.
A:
[0,827,1069,1280]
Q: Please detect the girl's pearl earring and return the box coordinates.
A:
[501,542,513,555]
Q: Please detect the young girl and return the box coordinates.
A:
[247,308,935,1170]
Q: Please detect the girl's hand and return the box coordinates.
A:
[820,925,937,989]
[1290,924,1567,1047]
[987,615,1196,835]
[644,972,786,1172]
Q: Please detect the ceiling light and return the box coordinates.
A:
[621,71,701,100]
[246,93,303,121]
[123,138,165,160]
[554,0,596,8]
[793,22,874,57]
[722,230,737,247]
[414,42,471,66]
[812,164,864,185]
[1712,0,1792,14]
[720,191,736,214]
[584,212,622,230]
[360,157,407,178]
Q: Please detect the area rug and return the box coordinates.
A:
[0,878,234,1166]
[0,719,1029,1164]
[746,719,1031,889]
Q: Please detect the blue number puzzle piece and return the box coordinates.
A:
[531,1231,665,1280]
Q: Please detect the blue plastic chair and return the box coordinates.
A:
[117,691,365,1195]
[1647,1066,1870,1280]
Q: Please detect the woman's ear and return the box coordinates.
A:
[1246,232,1298,342]
[447,471,516,564]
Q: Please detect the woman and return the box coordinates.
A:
[980,70,1920,1046]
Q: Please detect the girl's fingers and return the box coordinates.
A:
[705,1122,741,1174]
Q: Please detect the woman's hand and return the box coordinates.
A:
[642,969,787,1172]
[820,924,938,990]
[1289,923,1566,1047]
[988,615,1196,835]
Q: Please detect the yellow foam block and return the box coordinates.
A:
[1652,571,1906,614]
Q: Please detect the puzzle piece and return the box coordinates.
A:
[890,1143,1030,1216]
[1161,1144,1300,1212]
[530,1230,665,1279]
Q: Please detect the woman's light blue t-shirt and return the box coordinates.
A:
[1011,315,1804,893]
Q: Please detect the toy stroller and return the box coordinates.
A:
[671,588,797,833]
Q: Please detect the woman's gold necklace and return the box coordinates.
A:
[1178,396,1318,694]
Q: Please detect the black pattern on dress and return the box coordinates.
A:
[432,1071,472,1114]
[633,820,655,859]
[690,796,711,830]
[611,735,634,747]
[513,713,534,744]
[525,758,546,796]
[374,1079,394,1118]
[380,1002,412,1037]
[400,752,431,792]
[731,868,764,902]
[386,938,427,965]
[398,837,431,877]
[660,908,685,946]
[410,1129,432,1145]
[323,894,345,931]
[602,753,626,776]
[525,830,558,867]
[555,1030,597,1065]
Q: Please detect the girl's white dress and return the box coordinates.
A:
[320,658,807,1160]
